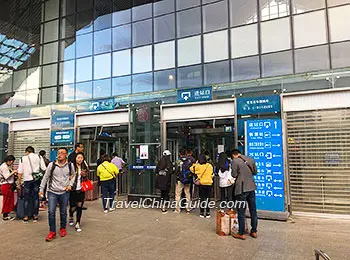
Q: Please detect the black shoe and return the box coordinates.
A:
[82,207,87,210]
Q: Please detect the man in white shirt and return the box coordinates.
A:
[17,146,47,223]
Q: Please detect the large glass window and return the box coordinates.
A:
[76,81,93,100]
[27,67,41,90]
[13,70,27,91]
[154,0,175,16]
[113,49,131,76]
[177,36,201,66]
[42,42,58,64]
[112,76,132,96]
[44,0,59,21]
[329,5,350,42]
[113,24,131,51]
[132,73,153,93]
[41,87,57,104]
[293,10,327,48]
[77,0,93,12]
[43,20,59,43]
[203,0,228,33]
[154,14,175,43]
[177,8,201,38]
[60,39,76,61]
[76,33,93,58]
[204,61,230,84]
[295,45,329,73]
[112,9,131,26]
[331,41,350,68]
[93,78,111,98]
[133,19,153,47]
[42,64,58,87]
[232,56,260,81]
[94,0,112,31]
[94,29,112,54]
[11,91,26,107]
[155,41,175,70]
[132,2,153,21]
[292,0,325,14]
[94,53,111,80]
[177,65,202,88]
[204,30,229,63]
[259,0,290,21]
[230,0,258,27]
[26,90,39,106]
[76,57,92,82]
[133,45,152,74]
[61,0,75,16]
[60,15,76,39]
[231,24,258,58]
[59,84,75,102]
[261,51,293,77]
[154,69,176,91]
[261,17,291,53]
[328,0,350,7]
[59,60,75,84]
[176,0,200,10]
[76,10,93,36]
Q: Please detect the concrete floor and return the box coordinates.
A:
[0,199,349,260]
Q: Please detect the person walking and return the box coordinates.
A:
[69,152,88,232]
[39,148,75,242]
[190,154,214,218]
[231,149,258,240]
[39,150,50,210]
[17,146,47,223]
[68,143,84,163]
[97,155,119,213]
[217,152,234,210]
[155,150,173,214]
[174,149,193,214]
[0,155,17,221]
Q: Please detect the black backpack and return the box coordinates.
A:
[179,158,193,184]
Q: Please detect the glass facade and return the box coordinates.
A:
[0,0,350,110]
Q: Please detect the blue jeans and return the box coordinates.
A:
[23,180,40,218]
[101,179,115,210]
[48,192,70,233]
[236,191,258,235]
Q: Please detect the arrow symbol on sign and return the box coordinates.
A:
[273,164,282,167]
[273,172,282,175]
[274,194,283,198]
[272,144,281,147]
[274,187,283,190]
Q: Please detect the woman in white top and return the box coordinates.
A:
[69,152,88,232]
[0,155,17,221]
[217,152,235,210]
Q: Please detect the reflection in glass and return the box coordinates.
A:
[261,51,293,77]
[328,0,350,6]
[177,8,201,38]
[0,72,13,94]
[59,84,75,102]
[94,29,112,54]
[27,67,41,90]
[261,17,291,53]
[44,0,59,21]
[76,57,92,82]
[60,15,76,39]
[177,65,202,88]
[292,0,325,14]
[154,14,175,43]
[26,89,39,106]
[11,91,26,107]
[133,45,152,74]
[42,64,58,87]
[133,19,153,47]
[13,70,27,91]
[295,45,329,73]
[76,10,93,36]
[76,33,93,58]
[132,3,152,21]
[154,0,175,16]
[331,42,350,69]
[112,9,131,26]
[204,61,230,84]
[329,6,350,43]
[61,0,76,16]
[59,60,75,84]
[203,1,228,33]
[94,53,111,80]
[155,41,175,70]
[44,20,59,43]
[177,36,201,67]
[231,24,258,58]
[112,76,132,96]
[176,0,201,10]
[154,69,176,91]
[113,49,131,77]
[42,42,58,64]
[41,87,57,105]
[60,39,76,61]
[259,0,290,21]
[232,56,260,81]
[204,30,229,63]
[77,0,93,12]
[94,13,112,31]
[93,78,111,98]
[230,0,258,26]
[132,73,153,94]
[76,81,93,100]
[113,24,131,51]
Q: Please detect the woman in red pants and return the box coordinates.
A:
[0,155,17,221]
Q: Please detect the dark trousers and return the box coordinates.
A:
[236,191,258,235]
[199,185,212,215]
[220,185,234,204]
[101,179,115,210]
[23,180,40,218]
[48,191,70,233]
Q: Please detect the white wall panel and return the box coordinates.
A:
[76,111,129,127]
[10,118,50,131]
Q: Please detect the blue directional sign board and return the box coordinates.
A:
[246,119,285,212]
[51,130,75,146]
[237,95,281,115]
[51,114,74,129]
[177,86,212,103]
[88,98,114,112]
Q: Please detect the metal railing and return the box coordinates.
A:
[314,249,331,260]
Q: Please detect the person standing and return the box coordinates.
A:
[39,148,75,242]
[68,143,84,163]
[96,150,106,167]
[231,149,258,240]
[0,155,17,221]
[155,150,173,214]
[190,155,214,218]
[97,155,119,213]
[111,152,125,173]
[39,150,50,210]
[69,152,88,232]
[217,152,234,210]
[17,146,47,223]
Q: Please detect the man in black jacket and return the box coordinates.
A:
[68,143,84,163]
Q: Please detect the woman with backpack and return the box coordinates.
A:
[69,152,88,232]
[217,152,235,210]
[190,155,214,218]
[0,155,17,221]
[155,150,173,214]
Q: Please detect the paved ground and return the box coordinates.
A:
[0,198,349,260]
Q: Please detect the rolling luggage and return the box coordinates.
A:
[15,186,34,219]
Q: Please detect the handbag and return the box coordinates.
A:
[81,179,93,192]
[28,155,45,181]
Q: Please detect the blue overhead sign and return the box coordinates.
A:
[246,119,285,212]
[51,114,74,129]
[51,130,75,146]
[177,86,212,103]
[88,98,114,112]
[237,95,281,115]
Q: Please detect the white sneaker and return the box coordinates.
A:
[109,207,116,212]
[75,223,82,232]
[69,218,74,226]
[200,214,205,218]
[103,210,108,214]
[206,214,211,219]
[173,209,181,214]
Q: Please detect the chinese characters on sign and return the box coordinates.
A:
[177,86,212,103]
[246,119,285,212]
[237,95,281,115]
